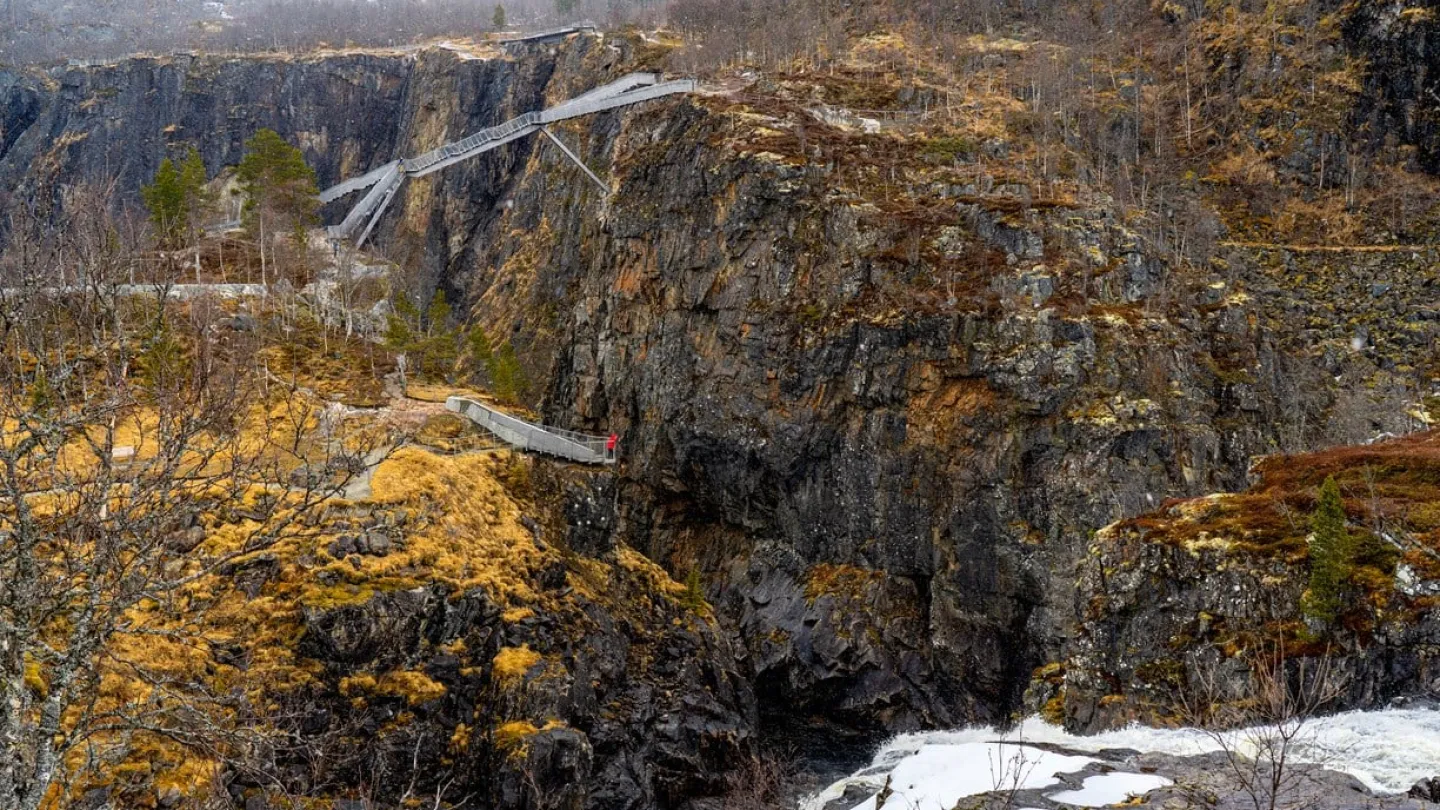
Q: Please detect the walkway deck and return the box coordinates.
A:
[498,24,598,46]
[320,72,696,246]
[445,396,615,465]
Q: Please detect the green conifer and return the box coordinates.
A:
[179,148,209,217]
[682,567,706,612]
[1303,476,1352,625]
[488,341,528,405]
[28,366,54,414]
[425,291,452,336]
[142,158,186,247]
[384,291,417,354]
[237,129,319,231]
[135,316,188,394]
[467,325,493,369]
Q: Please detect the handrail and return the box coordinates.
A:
[319,160,401,204]
[445,396,616,465]
[498,24,598,46]
[318,74,697,237]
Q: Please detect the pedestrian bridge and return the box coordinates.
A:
[446,396,616,465]
[320,72,696,247]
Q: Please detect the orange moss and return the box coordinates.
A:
[375,669,447,705]
[492,645,542,687]
[1112,431,1440,567]
[492,720,540,758]
[804,563,885,604]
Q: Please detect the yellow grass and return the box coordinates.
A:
[492,645,543,687]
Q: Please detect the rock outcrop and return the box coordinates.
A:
[1042,431,1440,731]
[163,449,754,810]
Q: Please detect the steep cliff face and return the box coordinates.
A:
[0,51,410,213]
[1047,431,1440,732]
[1346,0,1440,174]
[3,16,1439,777]
[528,115,1434,733]
[276,457,756,810]
[0,41,761,810]
[89,442,755,810]
[467,53,1437,743]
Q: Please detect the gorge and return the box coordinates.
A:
[3,4,1440,807]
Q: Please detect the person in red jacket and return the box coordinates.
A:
[606,433,618,459]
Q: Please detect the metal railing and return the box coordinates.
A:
[404,112,541,177]
[1,283,268,299]
[320,160,401,204]
[319,73,696,241]
[498,24,598,46]
[446,396,616,465]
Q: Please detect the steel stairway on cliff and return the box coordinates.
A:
[445,397,617,465]
[319,72,696,247]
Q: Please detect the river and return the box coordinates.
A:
[804,706,1440,810]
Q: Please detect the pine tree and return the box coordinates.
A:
[467,325,493,370]
[407,291,454,380]
[134,315,189,395]
[142,158,186,247]
[682,567,706,612]
[555,0,576,18]
[422,333,460,381]
[393,290,420,325]
[488,341,528,405]
[179,147,209,218]
[237,129,318,285]
[28,366,53,414]
[492,3,506,28]
[1303,476,1352,626]
[425,290,452,336]
[237,130,318,213]
[179,147,207,196]
[384,291,418,354]
[143,147,210,255]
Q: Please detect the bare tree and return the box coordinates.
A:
[0,185,389,810]
[1176,640,1349,810]
[721,746,797,810]
[987,726,1039,810]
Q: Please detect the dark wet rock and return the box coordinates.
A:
[498,726,594,810]
[533,465,617,559]
[216,314,257,331]
[1412,777,1440,803]
[361,529,393,555]
[74,788,112,810]
[823,785,879,810]
[166,524,207,553]
[282,484,754,810]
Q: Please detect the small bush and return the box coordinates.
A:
[921,135,977,161]
[681,567,706,613]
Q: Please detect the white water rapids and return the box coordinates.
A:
[804,707,1440,810]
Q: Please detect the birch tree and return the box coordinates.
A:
[0,186,383,810]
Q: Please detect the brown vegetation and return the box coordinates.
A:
[1118,430,1440,573]
[0,184,393,810]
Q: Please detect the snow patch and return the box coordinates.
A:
[807,743,1094,810]
[1048,772,1172,806]
[805,707,1440,810]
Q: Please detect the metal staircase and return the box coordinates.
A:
[446,397,616,465]
[320,73,696,246]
